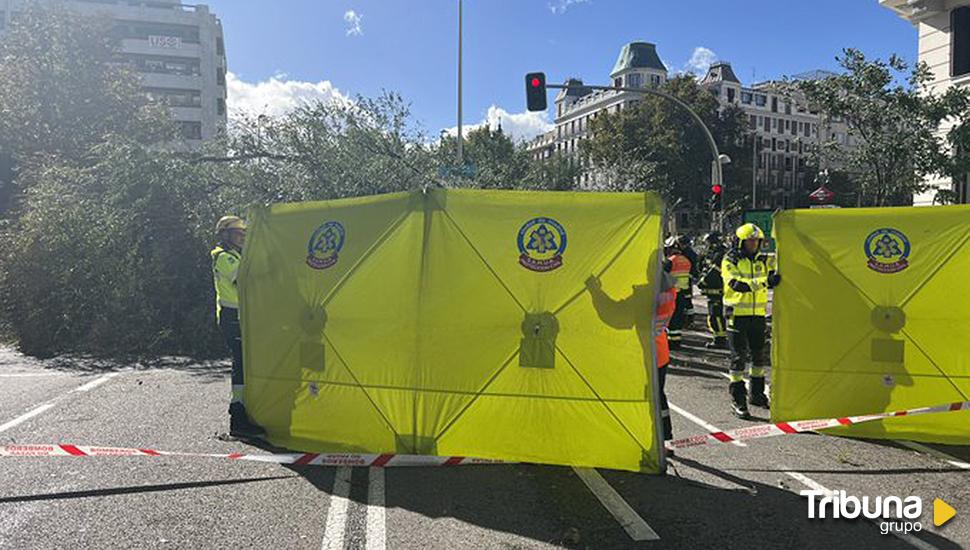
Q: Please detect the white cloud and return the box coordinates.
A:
[443,105,553,143]
[344,10,363,36]
[685,46,718,76]
[548,0,590,15]
[226,72,352,119]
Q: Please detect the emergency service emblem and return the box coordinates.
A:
[864,228,910,274]
[517,217,567,272]
[306,221,346,270]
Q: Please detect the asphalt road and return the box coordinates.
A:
[0,299,968,549]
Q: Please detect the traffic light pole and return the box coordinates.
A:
[546,83,726,232]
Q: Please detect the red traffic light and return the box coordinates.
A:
[712,184,723,195]
[525,72,547,112]
[531,77,541,88]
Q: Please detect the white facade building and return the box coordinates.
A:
[0,0,228,145]
[882,0,970,204]
[700,63,853,209]
[528,42,851,208]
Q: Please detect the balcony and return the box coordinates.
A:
[140,72,203,90]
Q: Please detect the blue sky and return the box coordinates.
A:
[208,0,916,140]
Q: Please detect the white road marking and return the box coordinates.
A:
[572,467,660,542]
[72,373,119,392]
[321,466,353,550]
[668,402,747,447]
[366,467,387,550]
[896,440,970,470]
[782,466,939,550]
[0,372,120,435]
[0,404,55,434]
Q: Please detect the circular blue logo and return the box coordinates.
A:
[517,217,567,272]
[864,228,910,274]
[306,221,346,270]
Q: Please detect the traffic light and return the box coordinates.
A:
[710,183,723,210]
[525,72,547,112]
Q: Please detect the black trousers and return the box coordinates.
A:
[668,291,690,342]
[706,297,726,338]
[728,315,767,375]
[219,307,244,387]
[658,365,672,441]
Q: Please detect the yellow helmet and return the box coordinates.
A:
[735,223,765,242]
[215,215,246,233]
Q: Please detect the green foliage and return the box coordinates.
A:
[2,142,222,357]
[581,75,752,219]
[0,5,171,162]
[792,49,970,206]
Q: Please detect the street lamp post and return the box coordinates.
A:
[751,135,760,209]
[456,0,463,166]
[547,82,728,231]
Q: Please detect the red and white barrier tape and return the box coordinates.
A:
[0,444,507,467]
[666,401,970,450]
[1,401,966,465]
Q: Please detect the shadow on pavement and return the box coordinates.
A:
[0,346,230,380]
[0,475,295,504]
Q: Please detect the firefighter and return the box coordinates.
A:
[697,232,728,349]
[675,235,699,325]
[655,263,679,449]
[212,215,265,438]
[721,223,781,419]
[664,237,692,351]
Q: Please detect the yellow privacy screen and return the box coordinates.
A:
[773,205,970,444]
[239,189,665,473]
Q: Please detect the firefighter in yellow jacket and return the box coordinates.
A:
[721,223,781,419]
[212,216,264,438]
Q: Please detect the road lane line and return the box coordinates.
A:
[572,467,660,542]
[321,466,353,550]
[0,372,119,435]
[0,404,55,434]
[72,373,119,393]
[668,402,747,447]
[896,440,970,470]
[366,467,386,550]
[782,466,939,550]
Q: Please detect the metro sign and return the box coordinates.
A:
[808,185,835,203]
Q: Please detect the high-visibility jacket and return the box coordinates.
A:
[654,287,677,367]
[667,254,692,291]
[721,248,772,317]
[211,245,242,320]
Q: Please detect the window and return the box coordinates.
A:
[749,114,757,129]
[217,36,226,56]
[627,73,642,88]
[651,74,661,86]
[727,88,736,103]
[785,157,793,171]
[763,116,770,131]
[217,67,226,86]
[179,121,202,140]
[755,94,767,107]
[217,98,226,116]
[953,7,970,77]
[613,77,622,88]
[804,124,811,138]
[791,122,797,136]
[771,138,777,151]
[771,97,778,112]
[785,103,792,115]
[785,120,790,130]
[741,91,753,104]
[126,54,201,76]
[145,88,202,108]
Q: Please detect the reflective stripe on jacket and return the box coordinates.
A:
[667,254,692,291]
[211,245,241,319]
[654,287,677,368]
[721,249,769,317]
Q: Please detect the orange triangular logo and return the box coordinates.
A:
[934,498,956,527]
